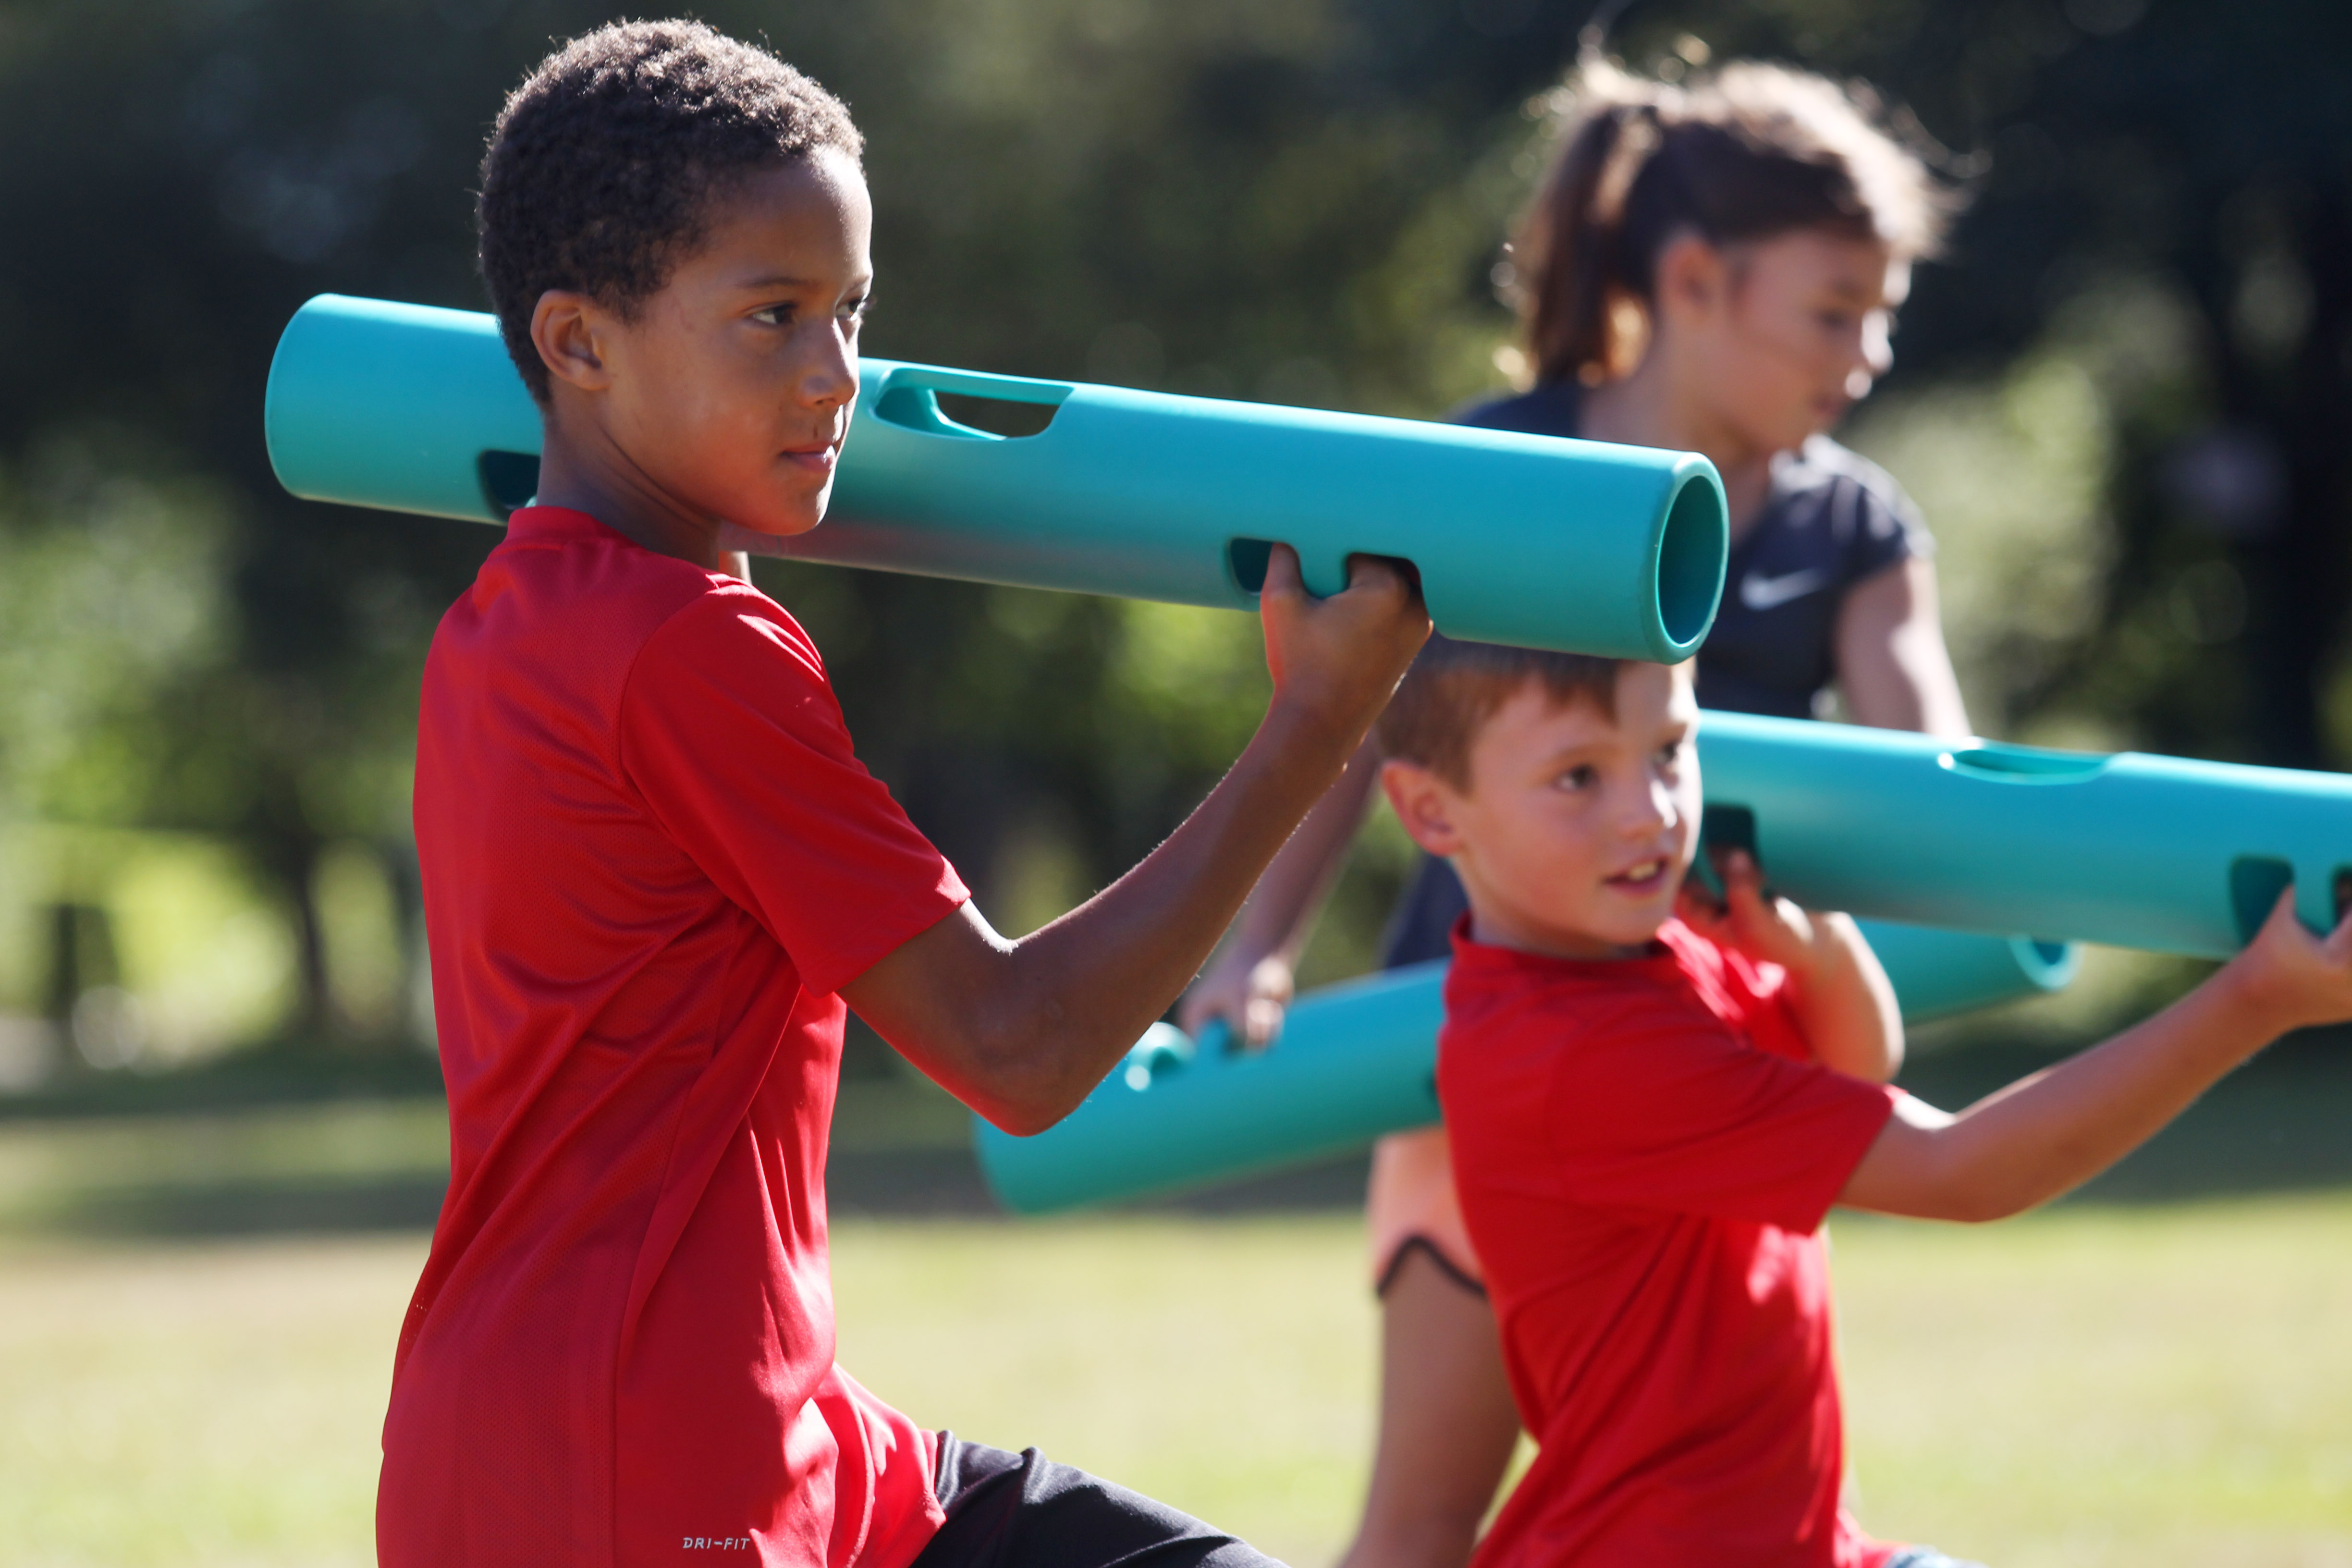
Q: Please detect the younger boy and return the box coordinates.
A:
[1375,637,2352,1568]
[385,21,1426,1568]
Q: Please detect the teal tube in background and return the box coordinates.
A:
[264,294,1728,661]
[1700,711,2352,954]
[1856,922,2078,1022]
[972,920,2074,1215]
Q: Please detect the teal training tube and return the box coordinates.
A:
[264,294,1728,661]
[972,921,2075,1214]
[1701,711,2352,956]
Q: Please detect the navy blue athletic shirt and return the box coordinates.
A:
[1380,381,1932,968]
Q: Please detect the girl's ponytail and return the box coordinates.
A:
[1516,86,1668,387]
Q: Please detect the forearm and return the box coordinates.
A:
[848,546,1428,1129]
[1786,913,1903,1083]
[867,699,1367,1131]
[1219,736,1381,968]
[1838,558,1972,740]
[1849,968,2282,1221]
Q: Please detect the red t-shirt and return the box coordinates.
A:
[384,506,970,1568]
[1439,919,1904,1568]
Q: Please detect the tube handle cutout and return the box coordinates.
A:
[1940,745,2112,783]
[477,451,541,519]
[869,364,1073,441]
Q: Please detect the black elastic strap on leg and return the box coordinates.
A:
[1373,1234,1488,1301]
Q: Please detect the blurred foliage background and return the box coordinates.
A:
[0,0,2347,1078]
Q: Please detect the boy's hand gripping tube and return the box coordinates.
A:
[264,294,1729,661]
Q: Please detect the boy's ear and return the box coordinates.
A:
[530,289,618,395]
[1380,758,1466,859]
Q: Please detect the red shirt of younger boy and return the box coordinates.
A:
[1440,918,1900,1567]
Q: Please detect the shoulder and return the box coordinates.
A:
[428,513,759,723]
[1658,920,1788,1024]
[620,582,843,745]
[1442,939,1727,1092]
[636,582,827,681]
[1767,435,1929,553]
[1450,382,1582,436]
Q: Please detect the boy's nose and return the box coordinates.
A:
[799,327,859,406]
[1621,778,1675,836]
[1848,311,1895,398]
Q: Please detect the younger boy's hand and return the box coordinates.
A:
[1679,848,1903,1082]
[1258,545,1429,749]
[1675,849,1835,981]
[2218,886,2352,1038]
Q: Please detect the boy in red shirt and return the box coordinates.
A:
[1375,637,2352,1568]
[384,21,1428,1568]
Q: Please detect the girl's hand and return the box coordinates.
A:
[2218,886,2352,1039]
[1177,951,1297,1052]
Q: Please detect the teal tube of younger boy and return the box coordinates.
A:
[264,294,1728,662]
[1699,711,2352,955]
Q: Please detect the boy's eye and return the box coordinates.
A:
[1556,763,1598,792]
[1818,309,1857,333]
[838,295,870,324]
[751,304,795,327]
[1657,739,1684,769]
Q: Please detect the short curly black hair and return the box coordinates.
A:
[478,19,864,403]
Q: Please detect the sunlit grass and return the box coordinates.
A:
[1834,1198,2352,1567]
[1,1115,2347,1566]
[0,1236,417,1568]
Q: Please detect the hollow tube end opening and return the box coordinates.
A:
[1654,466,1728,659]
[2010,937,2082,990]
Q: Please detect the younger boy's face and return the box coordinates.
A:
[539,147,873,539]
[1383,664,1701,961]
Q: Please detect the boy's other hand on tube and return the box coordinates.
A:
[1259,545,1429,750]
[1677,848,1831,980]
[1178,951,1297,1052]
[2217,887,2352,1039]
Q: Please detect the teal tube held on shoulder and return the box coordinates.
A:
[1700,711,2352,956]
[972,920,2074,1215]
[264,294,1728,661]
[976,962,1453,1217]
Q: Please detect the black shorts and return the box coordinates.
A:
[909,1433,1281,1568]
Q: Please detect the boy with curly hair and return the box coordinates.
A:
[1374,637,2352,1566]
[383,21,1427,1568]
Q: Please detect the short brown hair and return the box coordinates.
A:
[1376,635,1626,789]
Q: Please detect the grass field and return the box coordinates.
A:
[3,1127,2350,1566]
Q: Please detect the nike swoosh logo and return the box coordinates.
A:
[1739,566,1832,611]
